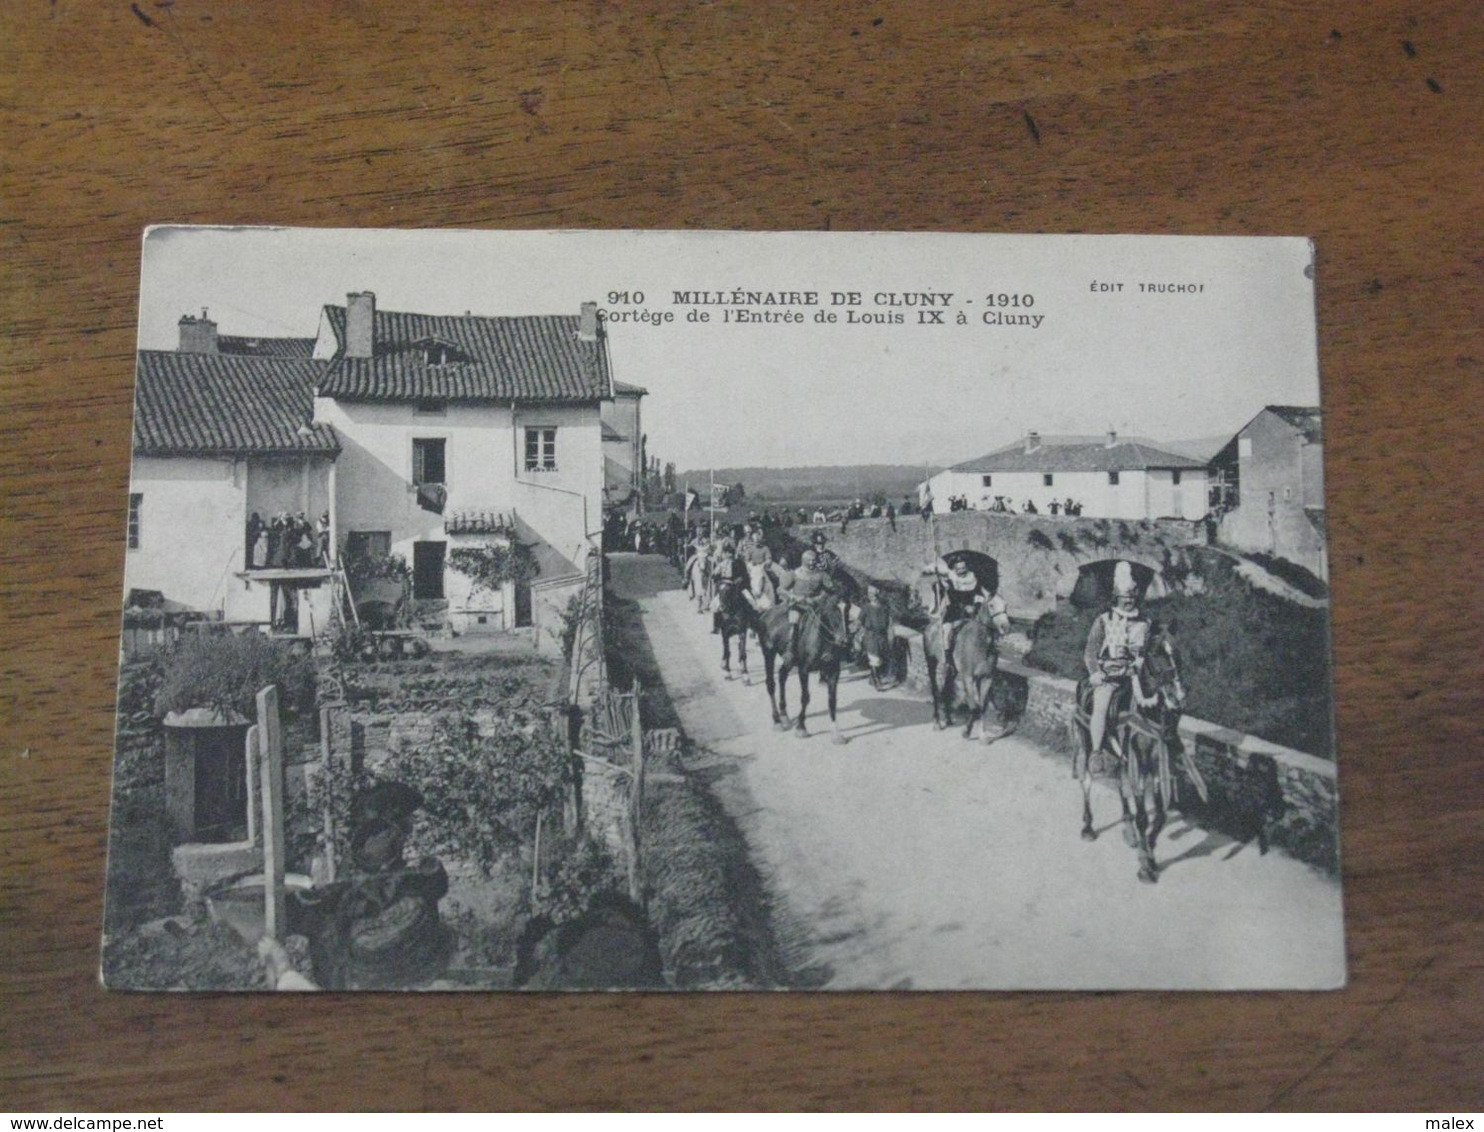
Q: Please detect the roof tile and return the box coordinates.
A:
[951,439,1207,474]
[133,351,339,456]
[318,306,611,403]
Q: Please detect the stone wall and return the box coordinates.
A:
[891,626,1339,873]
[786,511,1207,618]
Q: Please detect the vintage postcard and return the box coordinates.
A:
[103,228,1344,991]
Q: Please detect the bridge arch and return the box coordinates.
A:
[1067,557,1171,609]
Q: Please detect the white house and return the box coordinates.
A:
[126,296,615,647]
[125,315,340,635]
[310,292,610,639]
[925,432,1210,520]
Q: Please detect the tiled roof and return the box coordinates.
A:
[950,438,1207,474]
[317,306,611,403]
[1265,405,1323,443]
[612,379,648,396]
[218,336,317,358]
[133,350,339,457]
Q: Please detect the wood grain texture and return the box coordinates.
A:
[1,0,1479,1111]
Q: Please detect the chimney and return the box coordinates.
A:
[177,308,218,353]
[345,291,376,358]
[1024,431,1041,454]
[578,301,599,342]
[1105,430,1118,449]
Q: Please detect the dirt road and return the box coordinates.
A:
[610,553,1345,990]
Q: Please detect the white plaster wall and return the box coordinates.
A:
[1145,468,1210,521]
[511,404,603,575]
[314,396,602,583]
[125,456,245,615]
[246,457,332,524]
[930,466,1206,520]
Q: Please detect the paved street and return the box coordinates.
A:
[610,553,1346,990]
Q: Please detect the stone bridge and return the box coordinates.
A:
[782,511,1208,618]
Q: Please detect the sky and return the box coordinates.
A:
[138,227,1323,471]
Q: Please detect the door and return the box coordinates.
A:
[194,726,249,843]
[413,541,446,600]
[514,581,533,627]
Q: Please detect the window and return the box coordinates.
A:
[414,398,447,417]
[1172,469,1182,485]
[981,474,992,487]
[412,438,446,485]
[1239,437,1253,458]
[345,530,391,562]
[1108,472,1120,486]
[1043,473,1054,487]
[128,493,142,549]
[525,427,557,472]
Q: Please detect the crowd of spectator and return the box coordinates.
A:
[246,511,331,570]
[936,495,1087,516]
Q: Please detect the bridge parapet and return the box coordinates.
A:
[787,511,1206,618]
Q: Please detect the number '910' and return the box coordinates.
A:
[607,291,645,304]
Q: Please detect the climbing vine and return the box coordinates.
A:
[447,541,539,594]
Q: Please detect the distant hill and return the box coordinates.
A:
[676,464,929,504]
[1161,434,1234,462]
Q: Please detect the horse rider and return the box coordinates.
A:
[779,548,846,659]
[810,530,855,620]
[740,526,778,609]
[710,538,741,634]
[1083,561,1153,759]
[810,530,843,576]
[927,557,1008,681]
[685,537,713,609]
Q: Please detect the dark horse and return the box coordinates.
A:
[715,570,759,683]
[1071,625,1209,883]
[757,598,852,743]
[922,602,1017,742]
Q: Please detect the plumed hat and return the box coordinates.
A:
[1113,560,1139,596]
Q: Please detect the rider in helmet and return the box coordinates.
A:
[1083,561,1152,757]
[779,547,840,658]
[741,526,777,609]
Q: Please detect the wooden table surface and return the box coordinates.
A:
[2,1,1479,1112]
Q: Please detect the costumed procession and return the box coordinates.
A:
[661,509,1200,885]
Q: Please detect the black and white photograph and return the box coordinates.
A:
[103,228,1345,991]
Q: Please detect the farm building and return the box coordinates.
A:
[923,432,1210,521]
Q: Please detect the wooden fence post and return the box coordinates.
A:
[628,680,645,907]
[256,685,286,941]
[319,705,337,883]
[244,724,261,846]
